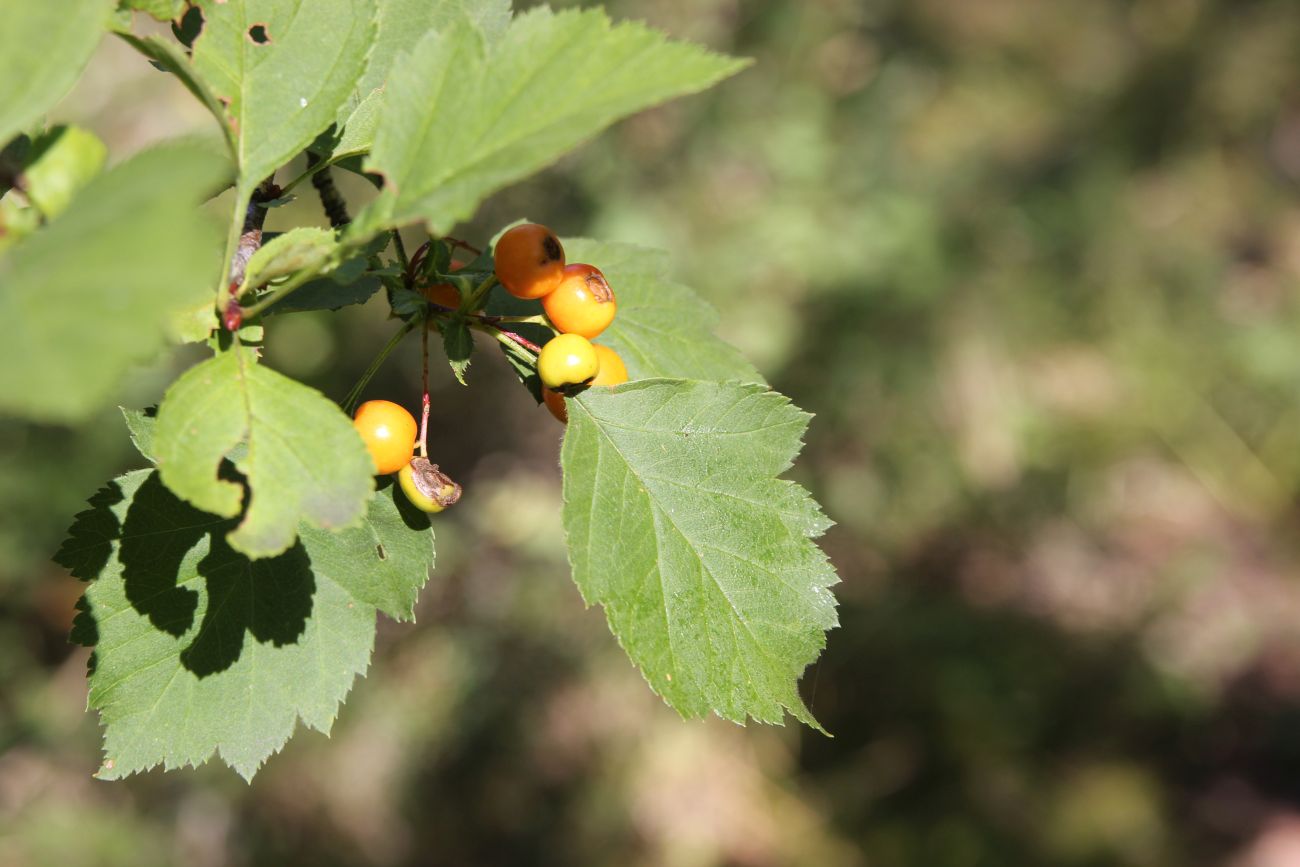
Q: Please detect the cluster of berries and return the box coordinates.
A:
[352,400,461,514]
[494,223,629,423]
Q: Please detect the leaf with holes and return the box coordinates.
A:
[189,0,375,194]
[561,379,838,729]
[153,342,375,559]
[354,7,748,235]
[56,469,432,780]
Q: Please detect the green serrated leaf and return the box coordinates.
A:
[21,126,108,219]
[561,379,838,730]
[154,343,375,558]
[355,7,748,235]
[121,406,160,463]
[242,226,336,290]
[119,0,186,22]
[563,239,763,384]
[497,338,544,404]
[325,0,511,161]
[0,0,113,147]
[55,469,432,780]
[190,0,376,193]
[0,140,229,423]
[263,273,381,316]
[443,318,473,385]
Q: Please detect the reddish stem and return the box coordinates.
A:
[419,319,430,457]
[499,329,541,353]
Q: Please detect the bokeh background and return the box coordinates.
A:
[6,0,1300,864]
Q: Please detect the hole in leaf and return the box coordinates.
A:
[247,24,270,45]
[376,544,387,561]
[172,5,204,50]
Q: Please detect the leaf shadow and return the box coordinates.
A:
[179,534,315,677]
[99,469,319,680]
[118,472,208,637]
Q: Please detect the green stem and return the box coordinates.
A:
[459,273,498,315]
[215,190,249,310]
[392,230,411,279]
[280,156,333,195]
[342,319,418,414]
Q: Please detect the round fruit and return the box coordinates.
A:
[494,223,565,299]
[543,388,567,423]
[537,333,599,390]
[420,281,460,308]
[398,458,462,513]
[542,263,616,338]
[353,400,417,475]
[591,344,629,386]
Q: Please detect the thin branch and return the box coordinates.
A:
[306,153,350,228]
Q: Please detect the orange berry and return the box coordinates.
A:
[494,223,565,299]
[591,344,629,386]
[542,388,567,423]
[542,263,616,338]
[352,400,417,475]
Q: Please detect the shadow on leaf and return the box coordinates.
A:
[119,472,213,637]
[179,534,315,677]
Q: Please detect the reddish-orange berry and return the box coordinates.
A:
[494,223,565,299]
[543,388,567,423]
[542,263,616,338]
[352,400,417,475]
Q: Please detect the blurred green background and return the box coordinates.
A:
[6,0,1300,864]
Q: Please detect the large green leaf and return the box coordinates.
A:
[563,238,763,384]
[0,140,228,423]
[154,344,375,559]
[356,7,748,235]
[561,380,837,729]
[325,0,511,161]
[56,470,433,780]
[0,0,112,147]
[189,0,375,191]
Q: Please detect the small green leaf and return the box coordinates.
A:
[0,0,113,147]
[563,239,763,384]
[262,273,381,316]
[190,0,376,194]
[442,318,473,385]
[242,226,336,290]
[496,338,543,404]
[154,343,375,559]
[121,406,159,463]
[356,7,748,235]
[21,126,108,219]
[0,140,229,423]
[561,380,837,730]
[56,470,433,780]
